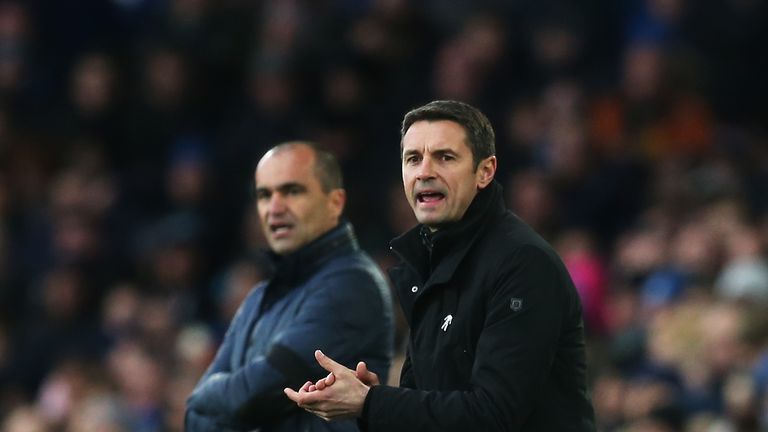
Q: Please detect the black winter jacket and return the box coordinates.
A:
[360,181,595,431]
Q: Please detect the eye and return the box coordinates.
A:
[285,185,304,195]
[441,154,455,161]
[255,190,271,201]
[405,154,421,164]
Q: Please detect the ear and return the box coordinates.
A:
[475,156,497,189]
[328,188,346,219]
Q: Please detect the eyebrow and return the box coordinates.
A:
[255,182,307,195]
[403,147,460,157]
[432,148,459,156]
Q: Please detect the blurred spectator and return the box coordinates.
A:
[1,404,50,432]
[208,258,267,332]
[5,266,105,396]
[174,324,215,379]
[107,339,166,432]
[0,1,29,103]
[119,46,199,213]
[432,12,507,104]
[716,223,768,303]
[66,393,129,432]
[527,4,586,86]
[50,52,123,155]
[99,282,141,343]
[556,230,609,335]
[35,358,96,429]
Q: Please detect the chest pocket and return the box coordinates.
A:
[410,285,475,390]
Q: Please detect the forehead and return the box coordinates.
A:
[402,120,469,153]
[255,146,318,187]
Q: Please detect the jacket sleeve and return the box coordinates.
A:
[185,290,255,431]
[361,245,576,432]
[187,266,393,426]
[185,408,243,432]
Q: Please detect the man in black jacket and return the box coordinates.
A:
[285,101,596,431]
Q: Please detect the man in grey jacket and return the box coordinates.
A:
[185,142,394,431]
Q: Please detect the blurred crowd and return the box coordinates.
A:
[0,0,767,431]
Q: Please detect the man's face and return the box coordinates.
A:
[255,146,344,255]
[402,120,496,230]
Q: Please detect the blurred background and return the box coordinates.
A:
[0,0,767,430]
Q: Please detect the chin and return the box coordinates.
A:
[416,216,444,227]
[269,242,295,255]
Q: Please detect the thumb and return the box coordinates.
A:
[355,361,369,377]
[355,361,380,386]
[315,350,345,373]
[284,387,300,402]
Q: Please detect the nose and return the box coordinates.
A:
[415,158,435,181]
[267,193,287,215]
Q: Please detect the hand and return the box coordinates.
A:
[284,350,370,421]
[301,372,336,393]
[305,361,378,392]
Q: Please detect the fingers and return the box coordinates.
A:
[300,381,313,392]
[315,377,326,391]
[288,370,336,404]
[286,351,360,414]
[284,386,324,406]
[284,380,323,403]
[301,380,320,393]
[315,350,345,373]
[315,372,335,390]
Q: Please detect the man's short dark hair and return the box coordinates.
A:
[400,100,496,169]
[270,141,343,192]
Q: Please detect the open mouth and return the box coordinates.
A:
[416,191,445,203]
[269,222,293,235]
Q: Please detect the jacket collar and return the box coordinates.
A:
[266,221,359,286]
[390,180,505,286]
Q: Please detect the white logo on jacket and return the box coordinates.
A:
[441,314,453,331]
